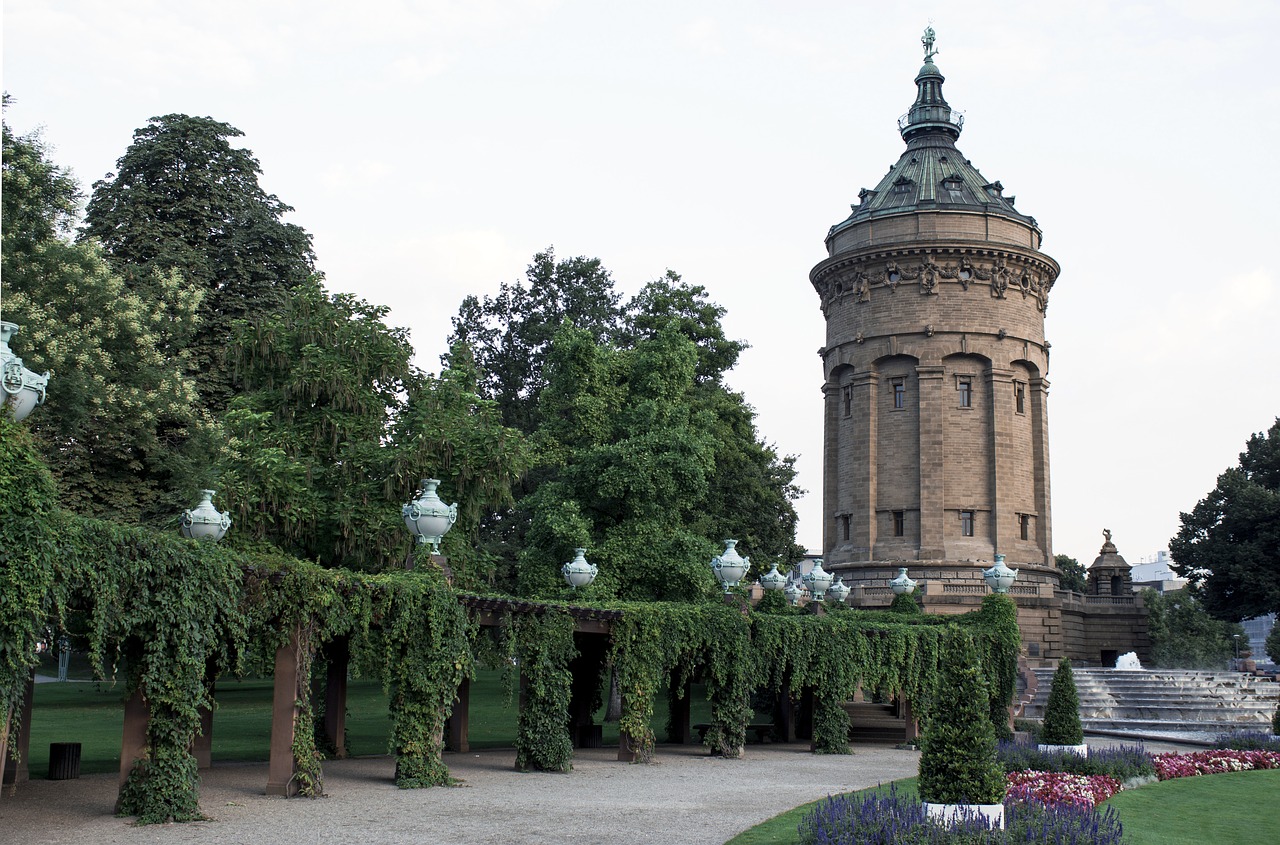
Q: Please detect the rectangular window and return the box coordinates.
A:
[960,510,974,537]
[1019,513,1031,541]
[1015,382,1026,415]
[958,378,972,408]
[892,379,905,410]
[840,514,851,541]
[842,385,853,418]
[893,510,905,537]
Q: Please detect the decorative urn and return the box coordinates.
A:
[802,559,834,600]
[759,563,787,591]
[562,548,597,588]
[826,575,851,604]
[180,490,231,542]
[889,567,918,596]
[402,478,458,553]
[784,581,802,605]
[1,322,50,422]
[710,539,750,591]
[982,554,1019,593]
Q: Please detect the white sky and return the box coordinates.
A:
[4,1,1278,567]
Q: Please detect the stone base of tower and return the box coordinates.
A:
[829,559,1151,667]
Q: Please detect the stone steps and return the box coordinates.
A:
[1023,668,1279,732]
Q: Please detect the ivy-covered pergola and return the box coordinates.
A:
[2,416,1020,823]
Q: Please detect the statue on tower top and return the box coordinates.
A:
[922,25,937,62]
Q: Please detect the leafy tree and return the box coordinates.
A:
[219,278,528,575]
[1170,419,1280,621]
[515,324,721,601]
[1142,588,1245,669]
[3,107,210,523]
[1040,659,1083,746]
[82,114,317,413]
[451,254,805,589]
[1055,554,1087,593]
[1267,624,1280,666]
[448,248,621,432]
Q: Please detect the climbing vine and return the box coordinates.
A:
[512,610,577,772]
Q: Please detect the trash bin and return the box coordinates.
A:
[48,742,81,780]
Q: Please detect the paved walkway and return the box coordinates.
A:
[0,743,922,845]
[0,735,1200,844]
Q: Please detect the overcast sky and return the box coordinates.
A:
[4,0,1278,568]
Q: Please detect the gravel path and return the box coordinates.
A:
[0,743,922,845]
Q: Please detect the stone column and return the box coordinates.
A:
[323,637,350,759]
[118,687,149,789]
[1030,376,1053,564]
[850,370,879,562]
[916,364,946,559]
[266,628,305,797]
[445,676,470,753]
[987,366,1015,556]
[1,671,35,788]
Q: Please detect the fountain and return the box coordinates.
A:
[1115,652,1142,671]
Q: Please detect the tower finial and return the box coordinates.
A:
[922,24,937,63]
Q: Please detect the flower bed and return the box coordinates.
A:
[1005,770,1121,808]
[1152,749,1280,780]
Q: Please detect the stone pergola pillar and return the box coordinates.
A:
[266,628,305,797]
[1,671,35,789]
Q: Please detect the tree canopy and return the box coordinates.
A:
[3,105,210,522]
[1055,554,1087,593]
[450,251,805,596]
[1169,419,1280,621]
[82,114,316,413]
[1142,588,1245,669]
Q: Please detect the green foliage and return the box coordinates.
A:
[1267,625,1280,666]
[890,592,923,614]
[1055,554,1088,593]
[1040,659,1084,746]
[917,628,1006,805]
[3,110,212,523]
[512,611,577,772]
[83,113,316,414]
[369,571,473,788]
[0,417,62,758]
[1143,588,1244,669]
[1170,419,1280,621]
[976,594,1020,741]
[453,254,804,591]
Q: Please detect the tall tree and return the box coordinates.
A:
[82,114,316,413]
[516,324,721,601]
[219,278,528,575]
[1169,419,1280,621]
[448,248,621,432]
[1055,554,1087,593]
[3,106,209,523]
[1142,588,1245,669]
[451,255,806,589]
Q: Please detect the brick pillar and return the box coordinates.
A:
[822,381,839,560]
[445,676,470,753]
[1,670,35,788]
[118,687,149,789]
[193,686,214,770]
[851,371,879,562]
[266,628,304,797]
[916,364,946,559]
[323,637,349,759]
[988,366,1015,556]
[1030,376,1053,564]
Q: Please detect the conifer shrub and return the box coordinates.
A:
[917,628,1006,805]
[1040,659,1084,746]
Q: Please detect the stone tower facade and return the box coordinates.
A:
[811,34,1060,591]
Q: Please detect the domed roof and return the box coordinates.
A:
[826,31,1040,248]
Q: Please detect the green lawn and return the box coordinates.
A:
[21,667,709,778]
[725,771,1280,845]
